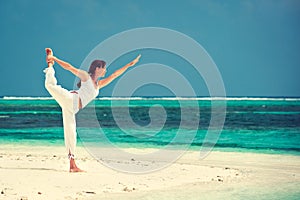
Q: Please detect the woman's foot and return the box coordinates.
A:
[45,48,53,56]
[45,48,55,66]
[69,167,85,173]
[69,158,85,173]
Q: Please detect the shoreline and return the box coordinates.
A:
[0,145,299,199]
[1,140,299,156]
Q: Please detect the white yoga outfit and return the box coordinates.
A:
[44,67,99,159]
[77,76,99,108]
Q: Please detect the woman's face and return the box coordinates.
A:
[96,66,106,78]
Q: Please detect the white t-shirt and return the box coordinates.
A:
[77,77,99,108]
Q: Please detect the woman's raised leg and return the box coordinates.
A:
[44,67,73,110]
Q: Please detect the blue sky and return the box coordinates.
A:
[0,0,299,97]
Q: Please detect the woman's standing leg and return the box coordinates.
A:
[61,108,77,158]
[62,108,83,172]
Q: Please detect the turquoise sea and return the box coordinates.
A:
[0,97,299,155]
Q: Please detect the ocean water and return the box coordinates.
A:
[0,97,299,155]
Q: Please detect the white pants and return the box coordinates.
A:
[44,67,79,158]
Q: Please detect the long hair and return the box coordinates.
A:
[77,60,106,88]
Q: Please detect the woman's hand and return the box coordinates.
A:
[127,54,141,67]
[46,55,56,63]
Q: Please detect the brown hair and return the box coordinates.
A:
[77,60,106,88]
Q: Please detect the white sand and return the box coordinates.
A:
[0,144,299,199]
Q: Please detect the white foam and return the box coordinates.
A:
[224,97,300,101]
[2,96,53,100]
[97,97,300,101]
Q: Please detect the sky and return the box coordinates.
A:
[0,0,299,97]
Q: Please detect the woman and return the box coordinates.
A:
[44,48,141,172]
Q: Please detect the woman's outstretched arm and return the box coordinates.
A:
[98,54,141,89]
[46,49,89,82]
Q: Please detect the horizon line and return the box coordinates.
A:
[1,96,300,101]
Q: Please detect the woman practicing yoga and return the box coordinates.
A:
[44,48,141,172]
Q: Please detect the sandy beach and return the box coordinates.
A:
[0,144,299,200]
